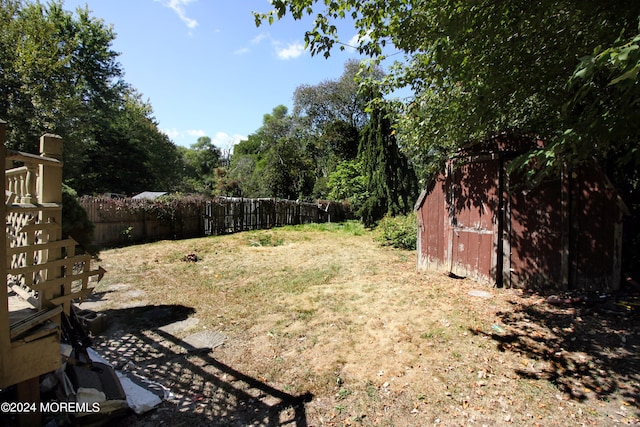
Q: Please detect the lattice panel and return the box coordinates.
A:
[6,206,105,313]
[6,211,42,302]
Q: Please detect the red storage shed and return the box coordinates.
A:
[415,137,628,291]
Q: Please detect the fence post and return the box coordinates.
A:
[39,134,63,202]
[38,134,64,308]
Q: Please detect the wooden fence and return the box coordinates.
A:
[80,196,346,248]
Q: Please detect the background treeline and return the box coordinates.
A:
[0,0,417,228]
[1,0,181,195]
[4,0,640,276]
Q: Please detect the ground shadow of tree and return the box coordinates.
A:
[473,292,640,417]
[91,305,313,426]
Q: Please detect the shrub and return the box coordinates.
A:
[62,184,96,254]
[376,213,417,250]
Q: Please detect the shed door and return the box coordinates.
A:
[448,158,502,284]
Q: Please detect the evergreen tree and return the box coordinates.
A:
[358,103,418,227]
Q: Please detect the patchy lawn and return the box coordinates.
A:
[79,222,640,426]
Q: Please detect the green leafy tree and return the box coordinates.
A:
[215,167,242,197]
[293,59,375,132]
[1,0,183,196]
[178,136,222,195]
[257,0,640,273]
[565,26,640,172]
[293,60,382,195]
[256,1,640,178]
[1,1,125,172]
[62,184,95,253]
[327,159,367,208]
[73,90,182,195]
[566,26,640,276]
[264,136,314,199]
[230,105,315,199]
[257,105,294,146]
[229,134,269,197]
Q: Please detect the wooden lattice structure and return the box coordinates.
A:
[0,120,104,393]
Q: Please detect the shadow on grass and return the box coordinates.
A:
[92,304,313,426]
[471,290,640,416]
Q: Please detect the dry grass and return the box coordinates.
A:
[82,222,640,426]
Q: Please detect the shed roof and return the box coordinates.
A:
[131,191,167,200]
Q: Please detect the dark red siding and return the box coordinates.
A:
[417,177,447,272]
[449,158,501,284]
[507,174,564,289]
[416,151,626,292]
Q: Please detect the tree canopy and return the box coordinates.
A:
[293,59,382,195]
[256,1,640,181]
[293,59,377,132]
[256,0,640,272]
[229,105,314,199]
[1,0,183,195]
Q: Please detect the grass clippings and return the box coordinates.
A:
[82,222,639,426]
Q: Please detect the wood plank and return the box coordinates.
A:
[6,149,62,166]
[8,215,36,231]
[10,265,103,294]
[7,238,77,256]
[0,127,10,369]
[7,254,91,276]
[0,333,61,388]
[22,322,59,343]
[9,306,62,339]
[6,204,61,214]
[48,288,92,306]
[16,376,41,427]
[29,266,105,292]
[18,219,61,234]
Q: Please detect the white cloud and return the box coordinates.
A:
[234,47,250,56]
[234,33,270,56]
[161,128,181,139]
[186,129,207,137]
[276,42,305,60]
[346,34,359,52]
[162,128,246,150]
[346,31,372,52]
[211,132,247,150]
[237,33,306,60]
[251,33,269,44]
[156,0,198,29]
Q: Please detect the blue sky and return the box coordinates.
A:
[61,0,381,150]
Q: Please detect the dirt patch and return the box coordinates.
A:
[80,224,639,426]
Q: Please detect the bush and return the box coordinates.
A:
[376,213,417,250]
[62,184,96,254]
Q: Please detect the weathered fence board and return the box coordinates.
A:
[81,196,343,248]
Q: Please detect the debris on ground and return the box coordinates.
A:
[182,253,199,262]
[4,306,172,426]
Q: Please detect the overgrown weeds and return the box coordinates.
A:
[375,213,417,250]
